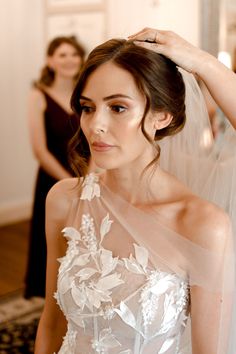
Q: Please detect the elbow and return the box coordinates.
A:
[32,147,48,163]
[32,148,41,161]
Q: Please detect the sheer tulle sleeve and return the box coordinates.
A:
[66,169,235,353]
[84,181,235,354]
[158,69,236,353]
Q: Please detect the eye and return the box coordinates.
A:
[80,105,94,114]
[110,105,127,113]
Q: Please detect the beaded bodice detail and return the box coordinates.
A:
[55,174,190,354]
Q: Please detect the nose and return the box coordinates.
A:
[90,107,108,134]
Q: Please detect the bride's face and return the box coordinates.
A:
[80,61,157,170]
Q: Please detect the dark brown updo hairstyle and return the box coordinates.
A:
[35,36,85,88]
[70,38,186,177]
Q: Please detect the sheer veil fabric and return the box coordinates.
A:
[159,69,236,353]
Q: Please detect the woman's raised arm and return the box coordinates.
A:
[129,28,236,129]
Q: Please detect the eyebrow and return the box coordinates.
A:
[80,94,133,101]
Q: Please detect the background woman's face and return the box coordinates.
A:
[48,43,82,78]
[80,61,156,171]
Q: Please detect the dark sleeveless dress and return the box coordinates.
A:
[24,90,78,298]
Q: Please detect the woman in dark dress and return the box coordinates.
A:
[24,36,85,298]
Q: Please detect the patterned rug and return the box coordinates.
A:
[0,291,44,353]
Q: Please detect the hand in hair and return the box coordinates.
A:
[128,28,208,74]
[129,27,236,129]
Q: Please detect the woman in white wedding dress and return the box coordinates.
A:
[34,29,236,354]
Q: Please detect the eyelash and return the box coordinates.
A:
[110,105,126,113]
[59,53,79,58]
[80,104,127,114]
[80,105,94,113]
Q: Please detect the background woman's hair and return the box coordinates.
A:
[233,48,236,73]
[35,36,85,88]
[70,38,186,176]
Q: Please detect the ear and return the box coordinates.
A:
[153,112,173,130]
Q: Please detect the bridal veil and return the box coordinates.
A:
[159,69,236,353]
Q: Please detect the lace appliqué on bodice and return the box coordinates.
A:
[54,174,190,354]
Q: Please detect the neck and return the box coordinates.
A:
[101,165,160,205]
[52,76,75,93]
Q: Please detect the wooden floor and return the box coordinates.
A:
[0,220,30,297]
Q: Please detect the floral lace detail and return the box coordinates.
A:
[57,213,124,317]
[55,174,190,353]
[114,244,189,352]
[91,328,121,353]
[58,325,77,353]
[141,271,189,333]
[80,173,100,201]
[80,214,98,252]
[102,305,116,320]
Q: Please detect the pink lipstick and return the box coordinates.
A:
[91,141,114,152]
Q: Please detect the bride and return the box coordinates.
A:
[34,28,236,354]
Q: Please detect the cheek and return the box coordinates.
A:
[55,61,64,70]
[115,121,140,143]
[73,57,82,68]
[117,109,144,132]
[119,122,146,150]
[80,117,87,136]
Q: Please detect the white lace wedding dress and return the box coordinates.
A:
[54,174,190,354]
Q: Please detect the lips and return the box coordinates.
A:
[91,141,114,152]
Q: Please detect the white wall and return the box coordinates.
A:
[0,0,45,225]
[106,0,200,45]
[0,0,200,225]
[225,0,236,59]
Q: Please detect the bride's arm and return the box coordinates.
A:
[190,285,232,354]
[186,202,233,354]
[34,179,76,353]
[129,28,236,129]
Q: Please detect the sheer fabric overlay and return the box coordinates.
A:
[55,175,190,353]
[55,171,234,353]
[159,69,236,237]
[159,69,236,353]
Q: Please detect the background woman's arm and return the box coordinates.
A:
[28,88,72,180]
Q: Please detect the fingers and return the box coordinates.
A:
[128,27,168,57]
[128,28,201,73]
[133,41,164,55]
[128,27,166,45]
[128,27,167,55]
[128,28,156,42]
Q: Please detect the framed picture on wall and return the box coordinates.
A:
[46,0,106,13]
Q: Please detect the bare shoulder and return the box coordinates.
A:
[46,177,82,223]
[28,87,46,110]
[183,194,232,252]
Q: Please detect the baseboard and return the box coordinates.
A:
[0,200,33,226]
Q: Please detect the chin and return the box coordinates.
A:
[93,159,120,171]
[62,70,78,78]
[96,163,118,170]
